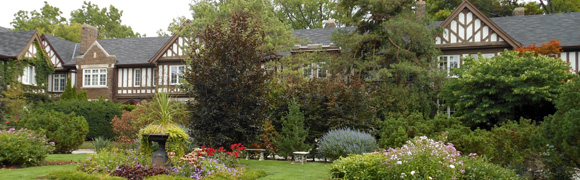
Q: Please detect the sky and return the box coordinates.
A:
[0,0,192,37]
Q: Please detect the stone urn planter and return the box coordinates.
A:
[145,133,170,168]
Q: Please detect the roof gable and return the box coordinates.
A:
[0,30,40,59]
[436,0,520,49]
[149,34,190,63]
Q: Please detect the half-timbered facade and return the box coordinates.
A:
[1,0,579,103]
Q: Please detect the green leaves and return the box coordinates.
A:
[441,50,574,127]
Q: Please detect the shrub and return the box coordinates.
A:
[79,148,151,174]
[92,136,112,152]
[379,113,463,149]
[38,99,122,139]
[19,109,88,153]
[111,110,139,140]
[0,128,54,166]
[111,164,168,179]
[330,136,522,180]
[46,170,125,180]
[319,128,378,160]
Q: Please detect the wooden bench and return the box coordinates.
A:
[245,149,266,161]
[293,151,310,165]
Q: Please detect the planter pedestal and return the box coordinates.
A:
[145,134,170,168]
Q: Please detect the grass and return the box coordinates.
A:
[0,154,89,180]
[0,164,76,180]
[240,159,330,180]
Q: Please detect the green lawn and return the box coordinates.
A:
[45,154,90,162]
[240,159,330,180]
[0,154,88,180]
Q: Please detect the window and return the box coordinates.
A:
[438,55,461,77]
[53,74,66,92]
[83,68,107,87]
[317,62,327,78]
[134,69,141,86]
[303,64,313,78]
[170,65,185,85]
[472,53,495,60]
[22,66,36,85]
[153,69,157,86]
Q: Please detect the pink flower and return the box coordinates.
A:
[49,142,55,146]
[461,169,465,174]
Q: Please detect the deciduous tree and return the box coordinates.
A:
[183,12,272,148]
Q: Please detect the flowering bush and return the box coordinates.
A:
[197,143,247,167]
[0,128,54,166]
[330,136,521,179]
[319,128,378,160]
[170,157,243,179]
[78,148,151,174]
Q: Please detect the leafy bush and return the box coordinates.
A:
[111,164,168,179]
[92,136,112,152]
[274,99,311,158]
[330,136,521,180]
[111,110,139,140]
[0,128,54,166]
[46,170,125,180]
[78,148,151,174]
[19,109,88,153]
[38,99,122,139]
[319,128,378,160]
[379,113,463,149]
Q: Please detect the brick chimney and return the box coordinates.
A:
[81,24,98,55]
[324,19,336,28]
[513,7,525,16]
[416,0,426,20]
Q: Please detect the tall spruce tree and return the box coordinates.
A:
[274,99,312,159]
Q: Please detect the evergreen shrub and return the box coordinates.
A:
[19,109,88,153]
[39,99,122,139]
[319,128,378,160]
[0,128,54,166]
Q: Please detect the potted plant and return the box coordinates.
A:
[138,92,190,168]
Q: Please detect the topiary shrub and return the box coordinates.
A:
[330,136,522,180]
[0,128,54,167]
[19,109,88,153]
[38,99,122,139]
[319,128,378,160]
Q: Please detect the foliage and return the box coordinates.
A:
[169,148,245,179]
[441,50,574,128]
[514,40,563,57]
[318,128,378,160]
[379,113,462,148]
[111,164,168,179]
[46,170,125,180]
[60,78,87,101]
[11,1,141,41]
[92,136,112,152]
[539,76,580,178]
[331,0,446,119]
[0,128,54,167]
[78,148,151,174]
[0,85,27,122]
[537,0,580,14]
[187,0,295,52]
[485,119,539,171]
[274,99,312,158]
[272,0,336,29]
[330,136,521,179]
[197,143,248,167]
[250,121,278,156]
[38,98,122,139]
[184,12,272,148]
[111,110,139,140]
[19,109,88,153]
[138,123,190,160]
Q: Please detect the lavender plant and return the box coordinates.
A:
[318,128,378,160]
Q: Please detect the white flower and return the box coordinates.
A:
[450,164,455,168]
[396,161,402,165]
[411,171,415,175]
[429,177,432,179]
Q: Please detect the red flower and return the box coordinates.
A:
[217,147,226,152]
[14,120,17,123]
[5,121,8,124]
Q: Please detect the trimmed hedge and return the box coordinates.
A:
[19,109,88,153]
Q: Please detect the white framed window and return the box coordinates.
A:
[317,62,327,78]
[438,55,461,77]
[22,65,36,85]
[170,65,185,85]
[303,64,313,78]
[134,69,141,87]
[53,74,66,92]
[83,68,107,87]
[472,53,495,60]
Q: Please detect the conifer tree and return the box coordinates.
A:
[274,99,312,159]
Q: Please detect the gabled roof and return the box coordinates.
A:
[437,0,521,48]
[491,12,580,48]
[293,27,356,46]
[98,36,170,65]
[0,30,38,59]
[43,35,79,66]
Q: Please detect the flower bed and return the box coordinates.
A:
[0,128,54,167]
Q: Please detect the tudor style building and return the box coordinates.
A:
[2,0,579,103]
